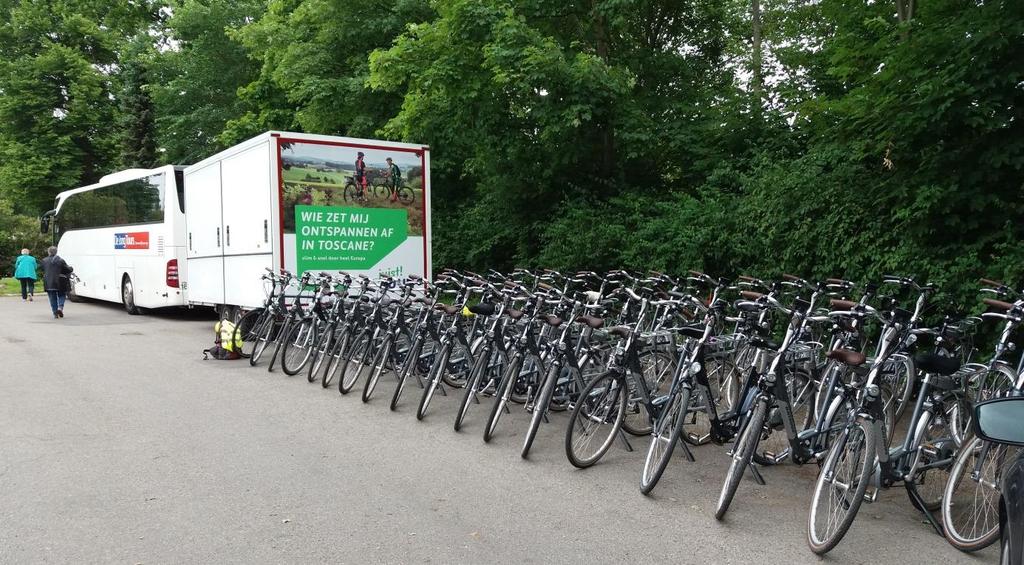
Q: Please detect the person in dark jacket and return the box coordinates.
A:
[40,246,73,319]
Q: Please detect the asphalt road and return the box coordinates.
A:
[0,297,999,564]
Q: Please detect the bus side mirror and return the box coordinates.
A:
[40,209,55,234]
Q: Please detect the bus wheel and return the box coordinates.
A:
[122,275,141,315]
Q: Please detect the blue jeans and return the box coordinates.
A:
[47,291,67,314]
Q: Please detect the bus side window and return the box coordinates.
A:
[175,170,185,213]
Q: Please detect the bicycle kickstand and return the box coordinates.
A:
[617,429,634,452]
[748,463,767,486]
[905,483,945,537]
[675,436,696,462]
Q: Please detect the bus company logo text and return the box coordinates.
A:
[114,232,150,250]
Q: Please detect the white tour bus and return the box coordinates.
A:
[43,166,187,314]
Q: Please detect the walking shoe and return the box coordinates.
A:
[57,309,63,318]
[28,296,33,302]
[53,313,59,319]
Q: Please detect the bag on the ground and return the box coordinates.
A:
[203,319,243,360]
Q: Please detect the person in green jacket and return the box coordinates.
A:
[13,248,38,302]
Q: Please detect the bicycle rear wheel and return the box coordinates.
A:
[623,350,674,436]
[807,416,875,554]
[565,371,627,468]
[715,398,767,520]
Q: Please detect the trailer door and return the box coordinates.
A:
[183,162,225,304]
[220,142,275,308]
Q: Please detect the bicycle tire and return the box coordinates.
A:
[484,356,521,443]
[640,387,692,495]
[340,332,372,394]
[281,319,315,376]
[234,308,265,359]
[307,328,333,383]
[565,371,627,468]
[941,436,1014,551]
[806,416,875,554]
[440,341,471,388]
[416,344,450,420]
[361,337,393,403]
[322,330,349,388]
[343,182,360,202]
[390,334,423,411]
[249,313,277,366]
[266,318,292,373]
[715,398,767,520]
[521,364,560,459]
[454,347,489,432]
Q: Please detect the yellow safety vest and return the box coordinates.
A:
[215,320,242,352]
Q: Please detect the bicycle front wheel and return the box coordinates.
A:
[235,308,265,360]
[416,344,450,420]
[484,356,521,443]
[454,348,490,432]
[281,320,316,375]
[807,417,875,554]
[565,371,627,468]
[941,436,1016,551]
[521,364,560,459]
[640,387,692,495]
[715,398,767,519]
[361,336,393,403]
[339,331,371,394]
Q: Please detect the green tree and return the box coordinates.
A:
[119,38,159,168]
[151,0,266,163]
[0,0,160,213]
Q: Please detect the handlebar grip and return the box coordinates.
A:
[830,299,858,310]
[737,275,757,283]
[826,278,848,285]
[740,290,764,300]
[983,298,1014,311]
[689,270,706,278]
[782,274,801,282]
[536,281,555,291]
[980,278,1004,287]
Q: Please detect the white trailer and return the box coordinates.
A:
[183,131,432,309]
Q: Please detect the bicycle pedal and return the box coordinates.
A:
[863,488,879,503]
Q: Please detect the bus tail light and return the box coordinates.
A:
[166,259,180,288]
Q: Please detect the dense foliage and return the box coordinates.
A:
[0,0,1020,306]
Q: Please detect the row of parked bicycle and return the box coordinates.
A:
[231,267,1023,557]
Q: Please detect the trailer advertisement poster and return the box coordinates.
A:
[278,139,429,278]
